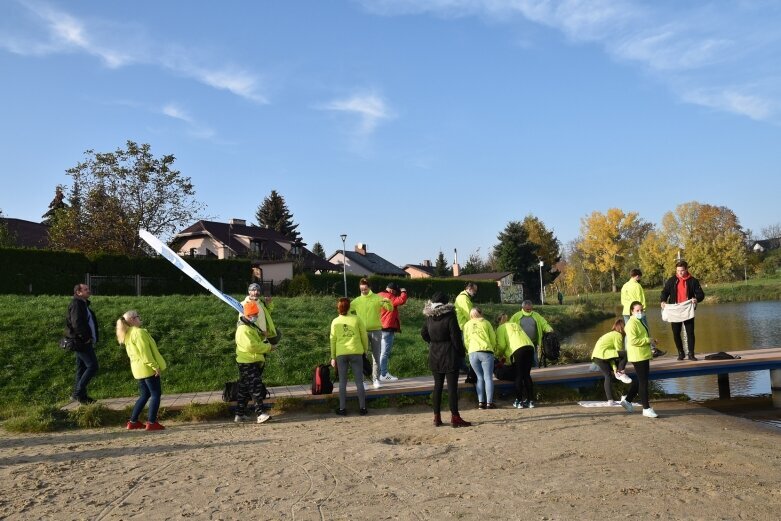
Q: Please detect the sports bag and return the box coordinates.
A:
[311,364,334,395]
[541,331,561,365]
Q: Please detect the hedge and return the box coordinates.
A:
[281,272,501,302]
[0,247,252,296]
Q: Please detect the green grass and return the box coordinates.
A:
[567,275,781,311]
[0,294,610,425]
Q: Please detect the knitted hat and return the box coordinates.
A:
[243,300,260,317]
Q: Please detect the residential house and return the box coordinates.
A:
[403,260,436,278]
[328,243,408,277]
[751,238,781,253]
[0,218,49,248]
[171,219,338,283]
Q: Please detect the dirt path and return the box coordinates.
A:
[1,401,779,520]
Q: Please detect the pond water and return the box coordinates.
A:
[564,301,781,401]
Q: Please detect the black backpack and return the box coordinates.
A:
[222,381,270,402]
[541,331,560,366]
[311,364,334,395]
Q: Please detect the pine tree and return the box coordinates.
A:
[493,221,539,300]
[41,185,69,225]
[311,241,326,259]
[433,250,450,277]
[0,208,16,247]
[255,190,300,241]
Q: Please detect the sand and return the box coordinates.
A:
[1,401,780,520]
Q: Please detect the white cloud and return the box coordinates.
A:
[1,1,266,101]
[359,0,781,122]
[319,93,395,135]
[160,103,215,139]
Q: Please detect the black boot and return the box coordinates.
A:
[677,350,685,361]
[687,352,698,361]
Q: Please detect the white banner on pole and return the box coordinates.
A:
[139,229,245,315]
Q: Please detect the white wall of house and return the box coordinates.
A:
[257,262,294,282]
[177,237,232,259]
[404,267,432,279]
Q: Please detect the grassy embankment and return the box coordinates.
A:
[566,275,781,312]
[0,294,611,424]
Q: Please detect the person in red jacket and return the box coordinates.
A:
[377,281,408,381]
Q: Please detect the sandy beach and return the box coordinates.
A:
[1,401,779,520]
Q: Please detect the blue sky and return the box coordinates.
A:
[1,0,780,267]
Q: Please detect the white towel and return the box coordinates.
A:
[661,300,695,323]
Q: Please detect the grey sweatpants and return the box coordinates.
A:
[367,330,382,380]
[336,354,366,410]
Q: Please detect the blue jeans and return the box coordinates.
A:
[380,331,395,376]
[131,375,162,423]
[469,351,495,403]
[74,345,99,398]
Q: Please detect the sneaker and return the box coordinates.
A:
[478,402,487,410]
[619,396,634,413]
[524,400,535,409]
[615,371,633,384]
[380,373,399,382]
[257,413,271,424]
[234,414,248,423]
[642,407,659,418]
[512,399,522,409]
[372,379,381,389]
[486,402,497,409]
[607,400,617,406]
[126,421,144,430]
[359,408,368,416]
[335,408,347,416]
[145,421,165,431]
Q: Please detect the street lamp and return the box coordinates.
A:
[340,234,348,297]
[538,259,545,305]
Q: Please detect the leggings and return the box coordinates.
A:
[625,359,650,409]
[237,362,266,416]
[336,355,366,410]
[511,346,535,402]
[592,358,622,400]
[432,370,460,415]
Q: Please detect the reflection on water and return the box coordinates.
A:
[564,301,781,401]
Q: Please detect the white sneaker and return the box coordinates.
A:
[615,371,633,384]
[234,414,247,423]
[257,412,271,424]
[607,399,617,406]
[525,400,535,409]
[380,373,398,382]
[372,379,381,389]
[642,407,658,418]
[619,396,634,413]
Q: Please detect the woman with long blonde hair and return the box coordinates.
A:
[116,310,167,431]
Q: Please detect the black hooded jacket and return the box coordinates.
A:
[420,302,465,373]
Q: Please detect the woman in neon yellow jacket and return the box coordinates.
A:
[591,318,633,405]
[330,298,369,416]
[620,302,658,418]
[463,307,497,409]
[510,301,554,367]
[116,310,167,431]
[496,314,536,409]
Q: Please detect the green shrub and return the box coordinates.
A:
[68,404,122,428]
[3,405,66,433]
[176,402,230,422]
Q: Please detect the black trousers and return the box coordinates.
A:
[671,318,696,356]
[236,362,265,416]
[593,358,618,400]
[625,359,650,409]
[432,370,460,415]
[511,347,535,402]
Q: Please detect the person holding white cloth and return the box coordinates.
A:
[660,260,705,361]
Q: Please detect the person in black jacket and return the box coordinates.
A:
[67,284,99,404]
[660,260,705,361]
[421,292,471,428]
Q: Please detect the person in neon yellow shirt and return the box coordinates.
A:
[591,318,632,405]
[619,302,658,418]
[351,278,393,389]
[235,300,274,424]
[330,298,369,416]
[116,310,167,431]
[463,307,497,409]
[495,313,536,409]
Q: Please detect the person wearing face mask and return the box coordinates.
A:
[241,283,279,346]
[660,260,705,361]
[351,278,393,389]
[234,300,273,424]
[591,318,633,405]
[619,301,658,418]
